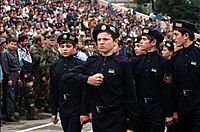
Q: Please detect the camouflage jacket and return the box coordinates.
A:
[40,45,59,78]
[30,44,43,72]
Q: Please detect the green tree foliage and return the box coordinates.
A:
[155,0,200,26]
[136,0,150,5]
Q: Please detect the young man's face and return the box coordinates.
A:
[173,30,185,47]
[113,44,121,55]
[97,32,116,56]
[88,45,94,52]
[8,41,17,51]
[20,39,29,47]
[140,36,153,52]
[59,43,76,57]
[134,43,146,56]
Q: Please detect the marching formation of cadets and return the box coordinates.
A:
[0,0,200,132]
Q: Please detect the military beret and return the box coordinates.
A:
[134,35,142,43]
[164,41,174,52]
[57,33,78,45]
[92,23,119,42]
[142,27,164,43]
[173,20,198,33]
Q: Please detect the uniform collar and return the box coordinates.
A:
[100,53,116,60]
[62,55,74,60]
[146,50,158,56]
[182,42,195,50]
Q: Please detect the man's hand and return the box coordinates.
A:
[87,73,104,86]
[8,80,13,86]
[51,115,59,124]
[127,130,134,132]
[18,79,22,87]
[27,81,34,88]
[165,117,173,126]
[80,115,89,125]
[173,112,178,123]
[24,74,28,79]
[88,113,92,122]
[42,76,46,82]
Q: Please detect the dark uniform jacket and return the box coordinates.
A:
[171,43,200,114]
[64,54,138,132]
[1,48,20,80]
[133,51,172,118]
[50,55,87,117]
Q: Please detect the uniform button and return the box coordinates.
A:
[185,64,187,66]
[101,69,104,71]
[186,54,188,57]
[64,64,67,66]
[64,68,66,70]
[146,69,148,71]
[103,63,105,65]
[147,60,150,62]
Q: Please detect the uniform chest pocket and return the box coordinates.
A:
[107,68,122,77]
[149,67,162,77]
[189,61,200,69]
[86,66,98,75]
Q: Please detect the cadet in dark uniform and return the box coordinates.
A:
[63,23,138,132]
[50,33,89,132]
[132,27,173,132]
[162,41,174,60]
[171,20,200,132]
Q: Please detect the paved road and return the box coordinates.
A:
[1,112,92,132]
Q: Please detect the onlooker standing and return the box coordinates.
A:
[1,37,20,122]
[17,33,36,120]
[30,35,43,110]
[40,36,60,112]
[0,40,4,126]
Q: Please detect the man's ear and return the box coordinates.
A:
[183,32,189,40]
[114,39,119,46]
[151,39,157,47]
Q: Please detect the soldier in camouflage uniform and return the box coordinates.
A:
[17,34,37,120]
[40,36,60,112]
[30,35,43,110]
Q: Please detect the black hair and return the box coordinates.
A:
[7,37,17,43]
[176,28,195,41]
[18,33,28,43]
[147,35,160,49]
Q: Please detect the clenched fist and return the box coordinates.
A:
[87,73,104,86]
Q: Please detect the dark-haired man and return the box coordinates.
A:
[171,20,200,132]
[50,33,88,132]
[17,33,36,120]
[1,37,20,122]
[63,23,138,132]
[133,27,173,132]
